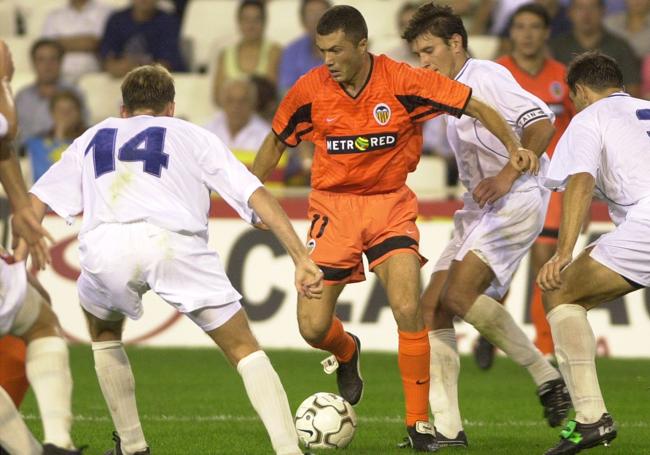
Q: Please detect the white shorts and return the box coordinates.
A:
[0,257,28,335]
[433,188,549,298]
[589,217,650,287]
[77,222,243,328]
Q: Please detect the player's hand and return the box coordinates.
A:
[472,174,514,208]
[510,147,539,175]
[537,252,572,292]
[0,40,15,81]
[295,257,324,299]
[11,206,53,269]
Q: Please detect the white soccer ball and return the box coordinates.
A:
[294,392,357,449]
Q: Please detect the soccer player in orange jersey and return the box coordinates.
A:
[252,5,539,450]
[494,3,574,358]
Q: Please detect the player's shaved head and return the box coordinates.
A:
[402,3,468,51]
[567,51,623,93]
[316,5,368,45]
[121,64,175,114]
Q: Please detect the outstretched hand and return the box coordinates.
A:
[295,258,324,299]
[11,206,53,269]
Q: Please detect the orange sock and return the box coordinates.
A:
[308,317,356,362]
[398,329,430,426]
[531,285,554,355]
[0,335,29,407]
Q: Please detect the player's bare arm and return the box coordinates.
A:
[464,96,540,174]
[473,118,554,207]
[248,186,323,299]
[252,132,286,183]
[537,172,595,292]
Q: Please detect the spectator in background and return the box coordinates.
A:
[41,0,113,83]
[100,0,186,78]
[386,2,420,66]
[25,90,86,182]
[205,78,269,153]
[211,0,281,107]
[604,0,650,58]
[471,0,530,35]
[550,0,641,96]
[278,0,331,94]
[15,39,88,146]
[643,55,650,99]
[251,75,279,123]
[535,0,573,36]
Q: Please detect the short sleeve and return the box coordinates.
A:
[478,65,553,129]
[544,115,602,191]
[272,72,315,147]
[391,62,472,123]
[199,134,263,223]
[29,140,83,222]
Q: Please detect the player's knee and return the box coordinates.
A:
[390,299,419,327]
[440,286,475,317]
[298,315,329,345]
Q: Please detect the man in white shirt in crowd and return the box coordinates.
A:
[539,51,650,455]
[42,0,113,83]
[29,64,323,455]
[403,3,570,447]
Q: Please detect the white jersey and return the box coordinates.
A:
[545,93,650,225]
[31,115,263,237]
[446,58,553,192]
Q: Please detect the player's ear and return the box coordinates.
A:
[357,37,368,52]
[450,33,463,52]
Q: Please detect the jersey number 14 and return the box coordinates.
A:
[86,127,169,178]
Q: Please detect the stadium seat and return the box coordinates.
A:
[78,72,122,124]
[468,35,500,60]
[3,36,33,73]
[172,73,213,125]
[0,1,18,37]
[407,155,448,198]
[182,0,238,72]
[266,0,302,46]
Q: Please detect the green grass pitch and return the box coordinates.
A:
[22,345,650,454]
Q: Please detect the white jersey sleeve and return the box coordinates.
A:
[477,64,553,129]
[544,114,602,191]
[29,139,83,223]
[198,134,263,224]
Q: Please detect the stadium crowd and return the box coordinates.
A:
[0,0,648,188]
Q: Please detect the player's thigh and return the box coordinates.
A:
[543,249,638,312]
[82,307,125,342]
[14,284,60,343]
[307,191,365,285]
[374,252,421,309]
[297,283,345,341]
[205,309,260,366]
[442,251,495,317]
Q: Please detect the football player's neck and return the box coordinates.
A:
[450,53,469,79]
[341,53,372,96]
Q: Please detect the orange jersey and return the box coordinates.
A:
[272,54,472,194]
[496,56,574,155]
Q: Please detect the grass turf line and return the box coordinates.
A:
[21,345,650,454]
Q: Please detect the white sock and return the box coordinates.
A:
[92,341,147,455]
[428,329,463,438]
[547,304,606,423]
[237,351,301,455]
[26,336,73,449]
[464,295,560,386]
[0,387,41,455]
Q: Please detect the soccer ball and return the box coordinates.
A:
[294,392,357,449]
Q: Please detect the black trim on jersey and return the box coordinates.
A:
[339,54,374,100]
[276,103,312,146]
[320,265,355,281]
[397,87,470,120]
[515,108,549,129]
[520,113,550,129]
[365,235,418,264]
[539,228,559,239]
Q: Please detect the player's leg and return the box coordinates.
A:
[84,309,149,455]
[444,251,568,425]
[530,240,556,355]
[420,270,466,446]
[199,306,302,455]
[542,249,637,454]
[373,253,437,452]
[0,336,28,407]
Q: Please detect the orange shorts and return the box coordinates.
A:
[538,190,562,244]
[307,186,426,284]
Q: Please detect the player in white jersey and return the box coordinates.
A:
[0,41,82,455]
[29,65,323,455]
[538,51,650,455]
[402,4,571,447]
